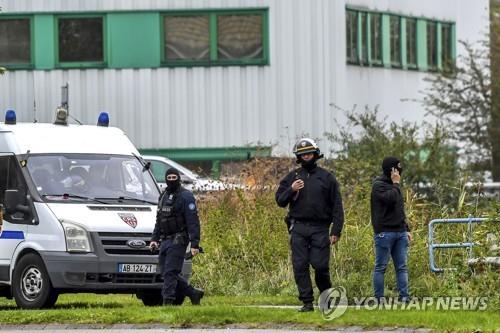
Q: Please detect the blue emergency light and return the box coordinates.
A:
[5,109,16,125]
[97,112,109,127]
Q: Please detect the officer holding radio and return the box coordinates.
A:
[276,138,345,312]
[150,167,204,306]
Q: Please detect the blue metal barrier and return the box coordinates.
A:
[428,217,488,273]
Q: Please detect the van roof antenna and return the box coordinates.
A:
[33,99,37,123]
[32,74,37,123]
[61,82,82,125]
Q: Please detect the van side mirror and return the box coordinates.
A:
[4,189,30,214]
[142,161,151,172]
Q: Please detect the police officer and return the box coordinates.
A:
[275,138,345,312]
[150,167,204,306]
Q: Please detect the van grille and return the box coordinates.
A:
[98,232,155,256]
[86,273,163,284]
[115,274,163,284]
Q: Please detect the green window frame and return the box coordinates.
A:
[359,12,369,65]
[55,14,107,69]
[346,9,358,64]
[0,15,34,69]
[161,9,269,67]
[441,23,454,71]
[405,18,418,69]
[369,13,383,66]
[389,15,402,68]
[346,7,455,73]
[426,20,438,71]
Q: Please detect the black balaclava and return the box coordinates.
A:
[299,154,318,171]
[165,167,181,193]
[382,156,403,177]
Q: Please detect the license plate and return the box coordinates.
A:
[118,263,157,273]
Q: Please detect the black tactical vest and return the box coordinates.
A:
[157,191,186,237]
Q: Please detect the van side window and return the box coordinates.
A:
[0,155,31,224]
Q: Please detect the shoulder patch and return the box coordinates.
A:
[188,203,196,211]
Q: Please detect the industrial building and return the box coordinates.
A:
[0,0,489,175]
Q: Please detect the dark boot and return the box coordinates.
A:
[188,287,204,305]
[163,299,174,306]
[298,302,314,312]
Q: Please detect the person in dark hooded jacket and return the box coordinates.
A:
[371,156,412,302]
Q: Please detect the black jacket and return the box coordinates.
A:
[275,166,344,236]
[370,175,409,234]
[152,187,201,248]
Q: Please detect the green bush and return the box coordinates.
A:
[325,106,460,197]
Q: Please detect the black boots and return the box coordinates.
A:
[189,287,204,305]
[298,302,314,312]
[163,299,174,306]
[163,287,204,306]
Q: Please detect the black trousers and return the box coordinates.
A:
[158,238,194,303]
[290,222,332,303]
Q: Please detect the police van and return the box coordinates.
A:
[0,109,190,309]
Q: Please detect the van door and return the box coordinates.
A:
[0,154,29,282]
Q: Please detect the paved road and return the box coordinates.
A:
[0,326,431,333]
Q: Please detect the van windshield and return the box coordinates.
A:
[26,154,160,204]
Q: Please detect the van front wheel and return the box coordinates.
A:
[12,253,58,309]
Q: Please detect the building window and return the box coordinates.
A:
[0,18,31,66]
[162,10,268,66]
[359,12,368,65]
[57,16,104,65]
[406,18,417,68]
[427,21,438,70]
[164,15,210,61]
[441,23,454,71]
[390,16,401,67]
[370,13,382,65]
[217,14,263,60]
[346,10,358,64]
[346,8,455,73]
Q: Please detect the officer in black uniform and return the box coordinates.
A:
[150,167,204,306]
[275,138,345,312]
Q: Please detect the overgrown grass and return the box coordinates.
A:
[0,294,498,332]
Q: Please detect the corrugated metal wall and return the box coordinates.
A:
[0,0,339,155]
[0,0,489,156]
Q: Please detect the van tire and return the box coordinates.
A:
[12,253,58,309]
[137,290,162,306]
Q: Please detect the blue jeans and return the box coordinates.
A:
[373,231,409,300]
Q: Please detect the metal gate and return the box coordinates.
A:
[428,217,493,273]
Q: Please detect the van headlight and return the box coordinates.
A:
[61,221,92,253]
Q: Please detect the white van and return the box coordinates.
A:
[0,110,190,309]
